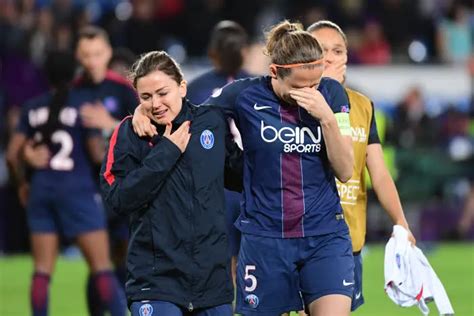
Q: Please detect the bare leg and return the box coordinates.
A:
[307,294,351,316]
[77,229,125,316]
[31,233,59,274]
[76,229,112,272]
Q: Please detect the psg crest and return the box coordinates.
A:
[245,294,260,308]
[200,129,214,149]
[139,303,153,316]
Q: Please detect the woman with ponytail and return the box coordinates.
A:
[133,20,355,316]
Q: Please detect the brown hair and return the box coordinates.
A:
[265,20,323,78]
[209,20,248,76]
[77,25,110,45]
[130,51,184,88]
[306,20,348,47]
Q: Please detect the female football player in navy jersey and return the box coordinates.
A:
[6,51,125,316]
[133,20,355,316]
[187,20,250,104]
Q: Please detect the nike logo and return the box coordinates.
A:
[253,103,272,111]
[343,280,354,286]
[355,292,361,300]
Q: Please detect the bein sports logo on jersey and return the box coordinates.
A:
[245,294,260,308]
[139,303,153,316]
[260,121,322,153]
[200,130,214,149]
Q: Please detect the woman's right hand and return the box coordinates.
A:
[323,60,346,84]
[132,104,157,137]
[164,121,191,153]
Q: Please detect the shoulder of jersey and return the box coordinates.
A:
[320,76,342,88]
[209,76,262,98]
[188,70,216,85]
[23,92,52,109]
[104,70,134,89]
[191,101,223,120]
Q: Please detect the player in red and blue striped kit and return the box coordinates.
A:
[73,26,138,316]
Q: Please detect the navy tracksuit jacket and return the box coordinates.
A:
[100,100,242,310]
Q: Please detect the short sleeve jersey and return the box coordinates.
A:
[73,70,138,121]
[17,91,99,189]
[205,76,351,238]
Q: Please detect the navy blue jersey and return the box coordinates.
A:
[16,91,99,189]
[187,70,250,104]
[74,70,138,121]
[205,76,350,238]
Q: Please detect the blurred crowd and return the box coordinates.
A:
[0,0,473,253]
[1,0,473,64]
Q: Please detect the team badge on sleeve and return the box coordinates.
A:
[200,130,214,149]
[139,303,153,316]
[335,105,351,136]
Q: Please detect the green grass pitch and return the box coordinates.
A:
[1,243,473,315]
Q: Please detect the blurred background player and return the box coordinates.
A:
[108,47,137,79]
[308,20,416,312]
[73,25,138,315]
[187,20,250,288]
[6,50,126,316]
[187,20,250,104]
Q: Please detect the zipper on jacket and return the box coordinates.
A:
[188,302,194,312]
[148,214,157,271]
[183,156,197,301]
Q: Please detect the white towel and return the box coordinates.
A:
[384,225,454,315]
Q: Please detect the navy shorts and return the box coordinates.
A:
[130,300,232,316]
[26,184,106,239]
[236,230,354,315]
[224,189,241,257]
[351,252,365,311]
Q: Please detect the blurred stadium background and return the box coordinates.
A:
[0,0,473,315]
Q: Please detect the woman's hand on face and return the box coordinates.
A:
[132,104,157,137]
[323,61,346,84]
[289,88,332,121]
[163,121,191,153]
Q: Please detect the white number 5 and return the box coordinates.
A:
[244,265,257,292]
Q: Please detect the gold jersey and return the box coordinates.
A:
[336,88,379,252]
